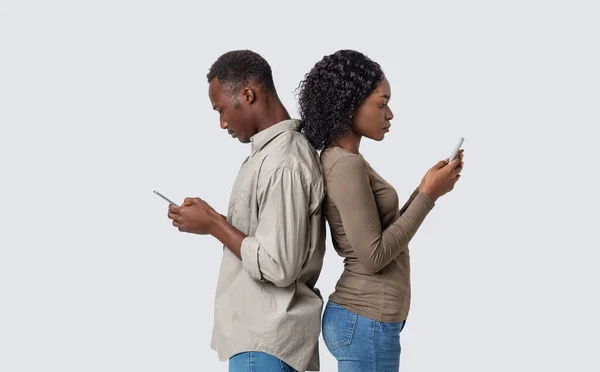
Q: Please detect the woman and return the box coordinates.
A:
[297,49,464,371]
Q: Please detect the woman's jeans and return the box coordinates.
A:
[229,351,297,372]
[322,301,406,372]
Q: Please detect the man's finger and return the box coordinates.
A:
[183,197,197,206]
[167,211,177,220]
[169,204,179,214]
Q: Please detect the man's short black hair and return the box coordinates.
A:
[207,50,276,95]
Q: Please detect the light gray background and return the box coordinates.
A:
[1,0,599,371]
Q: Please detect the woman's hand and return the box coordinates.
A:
[418,150,464,202]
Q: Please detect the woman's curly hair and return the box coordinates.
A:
[296,50,384,150]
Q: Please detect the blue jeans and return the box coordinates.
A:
[229,351,297,372]
[322,301,406,372]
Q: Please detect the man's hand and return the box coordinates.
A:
[166,197,245,259]
[167,197,224,235]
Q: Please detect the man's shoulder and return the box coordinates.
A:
[268,128,313,151]
[259,131,323,184]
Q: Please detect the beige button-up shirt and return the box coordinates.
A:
[210,119,326,372]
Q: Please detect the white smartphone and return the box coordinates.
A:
[153,189,178,206]
[448,137,465,162]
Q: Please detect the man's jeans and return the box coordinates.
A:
[229,351,297,372]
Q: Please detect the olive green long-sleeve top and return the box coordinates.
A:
[321,147,435,322]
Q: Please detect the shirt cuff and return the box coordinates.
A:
[240,237,264,281]
[415,192,436,210]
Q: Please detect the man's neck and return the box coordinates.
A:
[256,95,291,132]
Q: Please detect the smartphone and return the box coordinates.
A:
[153,189,178,206]
[448,137,465,162]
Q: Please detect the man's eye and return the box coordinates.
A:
[379,103,386,108]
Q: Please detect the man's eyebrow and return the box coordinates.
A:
[380,94,390,99]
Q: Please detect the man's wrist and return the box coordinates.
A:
[208,209,226,236]
[207,210,245,260]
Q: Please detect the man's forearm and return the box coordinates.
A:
[208,210,246,260]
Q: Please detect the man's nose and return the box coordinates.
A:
[220,117,228,129]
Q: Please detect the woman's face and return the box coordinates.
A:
[351,76,394,141]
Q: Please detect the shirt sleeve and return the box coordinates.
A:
[399,187,420,215]
[240,167,312,287]
[326,156,435,274]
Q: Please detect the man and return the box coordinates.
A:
[167,50,326,372]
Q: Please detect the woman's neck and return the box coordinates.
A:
[330,131,362,154]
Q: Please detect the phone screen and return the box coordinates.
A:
[153,190,178,205]
[449,137,464,162]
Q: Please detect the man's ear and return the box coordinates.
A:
[243,87,256,104]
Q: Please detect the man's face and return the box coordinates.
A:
[208,78,254,143]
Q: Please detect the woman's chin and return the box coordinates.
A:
[366,131,388,142]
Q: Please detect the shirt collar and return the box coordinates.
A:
[250,119,302,155]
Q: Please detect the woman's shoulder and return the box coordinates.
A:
[321,147,367,178]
